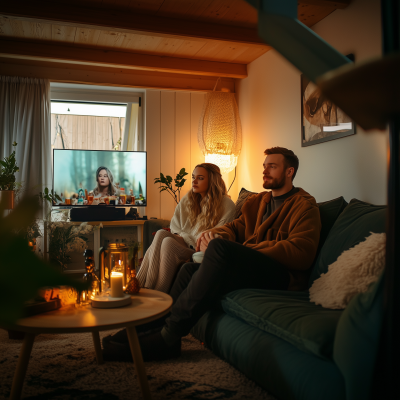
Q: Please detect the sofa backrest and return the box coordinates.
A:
[315,196,348,257]
[308,199,386,288]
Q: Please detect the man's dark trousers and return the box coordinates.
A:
[161,238,291,345]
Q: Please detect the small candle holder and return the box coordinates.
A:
[79,249,100,305]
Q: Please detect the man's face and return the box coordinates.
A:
[262,154,291,190]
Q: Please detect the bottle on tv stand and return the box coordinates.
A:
[119,188,127,205]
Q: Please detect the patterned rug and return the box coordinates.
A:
[0,328,275,399]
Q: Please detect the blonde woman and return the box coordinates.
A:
[137,163,235,293]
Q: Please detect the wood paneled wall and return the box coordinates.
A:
[146,90,205,220]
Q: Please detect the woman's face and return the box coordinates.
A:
[98,169,110,187]
[192,167,209,197]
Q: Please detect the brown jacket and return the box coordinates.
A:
[211,188,321,291]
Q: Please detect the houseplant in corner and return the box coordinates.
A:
[0,141,19,209]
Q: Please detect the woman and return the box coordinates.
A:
[137,163,235,293]
[93,166,117,198]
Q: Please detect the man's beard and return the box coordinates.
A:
[263,173,286,189]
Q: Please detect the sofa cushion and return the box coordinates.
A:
[221,289,343,359]
[309,232,385,309]
[192,308,346,400]
[316,196,348,255]
[308,199,386,287]
[233,188,257,219]
[333,275,383,400]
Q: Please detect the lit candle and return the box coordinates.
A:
[111,271,123,298]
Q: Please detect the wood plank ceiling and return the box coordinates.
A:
[0,0,350,91]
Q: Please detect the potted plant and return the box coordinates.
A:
[154,168,188,204]
[0,141,19,209]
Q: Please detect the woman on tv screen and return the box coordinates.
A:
[53,149,147,206]
[93,166,117,198]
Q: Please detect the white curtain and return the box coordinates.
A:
[0,76,52,196]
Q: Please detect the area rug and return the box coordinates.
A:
[0,329,275,400]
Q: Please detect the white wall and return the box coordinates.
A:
[235,0,388,205]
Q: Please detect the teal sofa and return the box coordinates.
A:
[143,196,386,400]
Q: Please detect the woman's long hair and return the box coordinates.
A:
[187,163,228,233]
[93,166,116,196]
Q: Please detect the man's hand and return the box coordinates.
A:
[196,230,210,251]
[197,231,218,252]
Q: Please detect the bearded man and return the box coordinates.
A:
[103,147,321,361]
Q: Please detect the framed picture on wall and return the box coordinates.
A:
[301,54,356,147]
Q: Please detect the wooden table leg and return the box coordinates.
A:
[92,331,103,365]
[126,326,152,400]
[10,333,35,400]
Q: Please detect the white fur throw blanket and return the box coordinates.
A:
[309,232,385,309]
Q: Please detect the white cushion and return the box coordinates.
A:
[309,232,385,309]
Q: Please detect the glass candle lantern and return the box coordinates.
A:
[99,241,131,293]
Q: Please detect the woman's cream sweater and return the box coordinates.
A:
[170,193,236,248]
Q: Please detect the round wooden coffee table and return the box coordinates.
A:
[6,289,172,400]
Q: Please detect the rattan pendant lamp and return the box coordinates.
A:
[197,79,242,175]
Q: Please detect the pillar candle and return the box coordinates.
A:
[110,272,123,298]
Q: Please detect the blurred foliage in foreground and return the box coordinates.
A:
[0,195,87,326]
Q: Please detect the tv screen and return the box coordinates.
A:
[53,149,147,207]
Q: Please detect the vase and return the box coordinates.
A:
[0,190,15,209]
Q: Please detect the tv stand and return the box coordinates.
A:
[44,220,146,272]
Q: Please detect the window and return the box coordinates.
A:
[51,102,127,150]
[50,83,143,153]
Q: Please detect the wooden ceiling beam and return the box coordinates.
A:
[0,56,236,92]
[0,0,264,45]
[0,38,247,78]
[297,0,350,9]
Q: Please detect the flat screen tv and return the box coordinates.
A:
[53,149,147,207]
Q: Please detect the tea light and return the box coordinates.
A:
[110,271,123,298]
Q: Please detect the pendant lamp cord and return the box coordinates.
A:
[213,77,221,91]
[228,167,236,193]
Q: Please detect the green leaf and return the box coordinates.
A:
[45,187,49,195]
[0,196,88,325]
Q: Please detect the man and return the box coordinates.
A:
[103,147,321,361]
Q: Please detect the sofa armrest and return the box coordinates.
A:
[143,219,171,255]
